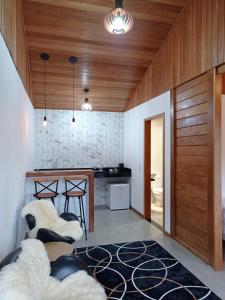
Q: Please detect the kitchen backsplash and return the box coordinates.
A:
[35,109,124,169]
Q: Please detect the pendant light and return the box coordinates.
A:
[40,53,49,127]
[104,0,134,35]
[81,88,92,111]
[69,56,78,126]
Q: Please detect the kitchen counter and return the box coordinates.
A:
[26,167,132,228]
[32,167,132,178]
[26,169,94,232]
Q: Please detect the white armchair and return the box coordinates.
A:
[21,200,83,244]
[0,239,106,300]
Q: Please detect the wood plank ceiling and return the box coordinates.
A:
[22,0,187,112]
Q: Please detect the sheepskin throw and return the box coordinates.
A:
[0,239,106,300]
[21,200,83,241]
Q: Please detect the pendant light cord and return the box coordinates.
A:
[73,62,75,118]
[44,59,47,116]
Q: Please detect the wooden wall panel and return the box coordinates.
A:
[0,0,17,62]
[0,0,32,99]
[127,0,225,110]
[174,72,212,264]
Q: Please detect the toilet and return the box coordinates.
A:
[151,187,163,207]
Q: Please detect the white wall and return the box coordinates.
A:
[0,34,35,259]
[35,109,124,169]
[124,91,171,233]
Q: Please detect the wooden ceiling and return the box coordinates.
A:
[22,0,187,112]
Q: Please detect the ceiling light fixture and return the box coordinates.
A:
[40,53,50,127]
[69,56,78,126]
[81,88,92,111]
[104,0,134,35]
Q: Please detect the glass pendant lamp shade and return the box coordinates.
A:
[81,99,93,111]
[104,0,134,35]
[81,89,92,111]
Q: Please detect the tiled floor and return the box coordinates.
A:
[151,202,163,228]
[76,208,225,299]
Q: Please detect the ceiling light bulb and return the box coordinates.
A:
[104,1,134,35]
[71,117,75,126]
[43,116,47,127]
[113,15,124,34]
[81,102,92,112]
[82,89,92,111]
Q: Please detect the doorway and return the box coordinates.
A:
[144,114,165,231]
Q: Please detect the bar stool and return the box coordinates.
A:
[33,176,59,205]
[62,175,88,240]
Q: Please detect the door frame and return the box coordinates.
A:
[144,113,166,232]
[211,69,223,270]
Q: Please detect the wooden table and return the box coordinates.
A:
[26,169,95,232]
[45,242,73,261]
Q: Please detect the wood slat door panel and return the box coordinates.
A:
[176,81,209,102]
[176,135,208,146]
[176,103,208,119]
[176,164,208,177]
[176,191,208,209]
[176,93,208,111]
[176,155,208,166]
[176,183,208,199]
[176,145,208,155]
[176,113,208,128]
[176,204,208,231]
[176,124,208,137]
[175,73,209,94]
[176,173,208,187]
[174,72,213,264]
[175,226,209,259]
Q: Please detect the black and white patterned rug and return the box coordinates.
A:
[75,240,220,300]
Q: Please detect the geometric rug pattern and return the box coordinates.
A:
[75,241,221,300]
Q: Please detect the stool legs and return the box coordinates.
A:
[51,197,55,205]
[78,196,87,240]
[63,195,87,240]
[64,197,67,212]
[78,196,82,221]
[64,196,70,213]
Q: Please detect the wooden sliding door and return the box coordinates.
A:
[173,70,223,270]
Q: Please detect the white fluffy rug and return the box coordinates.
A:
[21,200,83,241]
[0,239,106,300]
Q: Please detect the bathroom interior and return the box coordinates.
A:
[151,115,164,229]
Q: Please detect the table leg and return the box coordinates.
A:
[89,173,94,232]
